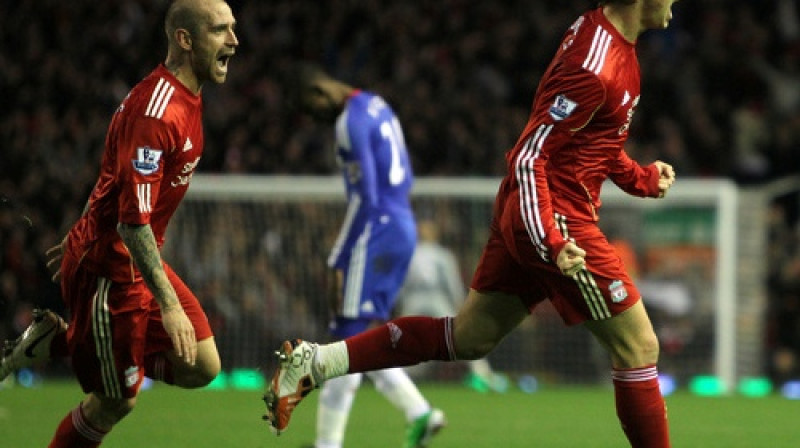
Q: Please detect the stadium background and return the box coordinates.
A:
[1,0,800,391]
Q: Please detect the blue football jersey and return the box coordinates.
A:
[327,91,415,270]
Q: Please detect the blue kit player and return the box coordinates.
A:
[280,63,445,448]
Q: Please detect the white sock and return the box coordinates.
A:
[469,358,494,378]
[367,368,430,422]
[315,373,363,448]
[315,341,349,382]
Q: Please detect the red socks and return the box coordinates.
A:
[48,405,107,448]
[344,317,670,447]
[345,316,455,373]
[612,365,671,448]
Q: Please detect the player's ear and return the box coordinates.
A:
[176,28,192,51]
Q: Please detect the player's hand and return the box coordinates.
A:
[654,160,675,198]
[45,237,67,283]
[556,241,586,277]
[161,305,197,366]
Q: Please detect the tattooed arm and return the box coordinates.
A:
[117,222,180,309]
[117,222,197,365]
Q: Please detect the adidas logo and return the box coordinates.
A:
[182,137,193,152]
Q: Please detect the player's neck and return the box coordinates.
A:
[602,5,643,43]
[164,58,202,95]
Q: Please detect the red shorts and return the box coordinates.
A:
[471,184,640,326]
[60,248,213,398]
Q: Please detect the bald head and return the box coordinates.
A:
[165,0,217,46]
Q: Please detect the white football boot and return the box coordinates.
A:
[0,309,66,381]
[262,339,320,434]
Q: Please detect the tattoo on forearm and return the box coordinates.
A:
[117,223,180,310]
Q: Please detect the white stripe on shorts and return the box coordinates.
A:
[92,277,122,398]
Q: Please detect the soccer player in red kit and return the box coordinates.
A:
[265,1,677,447]
[0,1,238,446]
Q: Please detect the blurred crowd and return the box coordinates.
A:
[766,196,800,385]
[2,1,800,380]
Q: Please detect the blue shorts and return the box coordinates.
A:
[331,214,416,338]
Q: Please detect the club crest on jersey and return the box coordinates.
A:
[609,280,628,303]
[549,94,578,121]
[133,146,163,175]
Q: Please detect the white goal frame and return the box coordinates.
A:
[185,174,739,391]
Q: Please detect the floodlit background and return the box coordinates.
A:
[2,3,800,441]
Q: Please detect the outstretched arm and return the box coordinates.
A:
[609,152,676,199]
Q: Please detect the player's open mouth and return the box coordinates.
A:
[217,53,233,71]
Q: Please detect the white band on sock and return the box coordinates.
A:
[611,365,659,382]
[71,406,106,442]
[316,341,349,380]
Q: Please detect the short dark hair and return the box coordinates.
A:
[283,62,329,112]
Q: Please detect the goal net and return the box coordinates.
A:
[163,175,741,389]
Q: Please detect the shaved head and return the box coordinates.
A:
[165,0,217,44]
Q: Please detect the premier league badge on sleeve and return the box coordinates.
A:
[549,94,578,121]
[133,146,163,175]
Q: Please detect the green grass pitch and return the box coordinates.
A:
[1,380,798,447]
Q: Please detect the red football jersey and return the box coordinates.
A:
[67,64,204,283]
[505,8,661,262]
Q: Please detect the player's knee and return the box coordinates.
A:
[197,361,221,387]
[180,342,222,388]
[182,363,220,388]
[615,331,660,367]
[85,394,137,429]
[114,397,138,417]
[456,340,495,361]
[191,354,222,388]
[639,331,661,364]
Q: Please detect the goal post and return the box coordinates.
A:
[600,178,739,392]
[165,175,741,390]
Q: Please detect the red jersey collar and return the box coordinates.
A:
[155,63,203,99]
